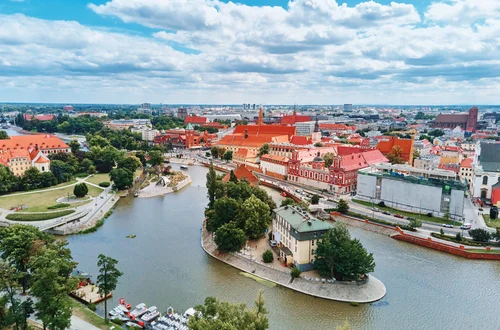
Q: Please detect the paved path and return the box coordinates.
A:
[0,176,93,198]
[69,315,101,330]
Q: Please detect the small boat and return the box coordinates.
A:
[120,298,132,309]
[133,192,139,197]
[126,321,143,328]
[115,305,129,313]
[180,165,188,170]
[141,306,159,322]
[130,303,148,318]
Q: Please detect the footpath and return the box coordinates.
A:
[201,222,386,304]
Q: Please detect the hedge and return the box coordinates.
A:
[47,203,71,210]
[99,182,111,188]
[6,210,75,221]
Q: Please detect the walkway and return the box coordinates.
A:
[201,223,386,303]
[69,315,101,330]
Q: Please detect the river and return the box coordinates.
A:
[64,164,500,329]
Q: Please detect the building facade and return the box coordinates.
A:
[431,107,478,133]
[272,205,333,271]
[471,141,500,200]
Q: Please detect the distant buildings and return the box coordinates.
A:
[105,119,152,130]
[63,105,73,111]
[0,135,69,176]
[344,104,353,112]
[431,107,478,133]
[177,108,188,120]
[272,205,333,271]
[154,126,217,149]
[137,103,153,115]
[357,163,466,218]
[23,114,55,121]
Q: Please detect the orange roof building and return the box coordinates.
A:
[376,136,414,165]
[184,116,208,125]
[222,165,259,186]
[0,135,63,176]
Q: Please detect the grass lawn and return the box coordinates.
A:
[6,209,75,221]
[70,299,112,330]
[352,199,457,226]
[482,214,500,228]
[0,184,103,212]
[467,249,500,254]
[85,173,111,185]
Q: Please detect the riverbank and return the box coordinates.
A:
[201,221,386,304]
[137,175,192,198]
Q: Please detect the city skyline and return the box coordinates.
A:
[1,0,499,104]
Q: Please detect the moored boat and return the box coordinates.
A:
[141,306,159,322]
[130,303,148,318]
[180,165,188,170]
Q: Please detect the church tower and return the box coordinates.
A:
[258,104,263,126]
[185,123,194,149]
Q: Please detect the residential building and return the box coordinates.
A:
[471,141,500,200]
[141,128,159,142]
[357,164,466,219]
[154,125,217,149]
[413,155,439,171]
[344,104,353,112]
[319,123,356,136]
[105,119,152,130]
[295,121,316,136]
[177,108,188,120]
[260,154,289,179]
[23,114,55,121]
[280,112,311,126]
[184,116,208,125]
[376,136,414,165]
[0,135,69,176]
[221,164,259,186]
[459,158,473,187]
[272,205,333,271]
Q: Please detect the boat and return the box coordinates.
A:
[126,321,143,328]
[129,303,148,318]
[180,165,188,170]
[141,306,159,322]
[281,191,287,197]
[133,191,139,197]
[120,298,132,309]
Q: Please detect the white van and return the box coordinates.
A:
[460,223,472,230]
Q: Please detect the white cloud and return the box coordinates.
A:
[0,0,500,104]
[425,0,500,24]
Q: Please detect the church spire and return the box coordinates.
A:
[314,115,320,132]
[258,104,263,126]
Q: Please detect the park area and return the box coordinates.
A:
[482,214,500,228]
[0,182,103,212]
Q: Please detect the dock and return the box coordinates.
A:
[71,285,113,305]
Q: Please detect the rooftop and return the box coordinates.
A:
[273,205,333,234]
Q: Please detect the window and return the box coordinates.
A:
[312,240,315,246]
[483,176,488,185]
[295,246,297,252]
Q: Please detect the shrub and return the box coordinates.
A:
[73,183,89,198]
[47,203,70,209]
[377,201,386,207]
[408,218,422,229]
[87,303,96,312]
[99,181,111,188]
[262,249,273,263]
[469,229,491,242]
[426,212,433,217]
[311,194,320,205]
[440,228,444,235]
[111,318,124,325]
[455,232,462,241]
[291,266,301,278]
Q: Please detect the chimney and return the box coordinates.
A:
[244,129,249,139]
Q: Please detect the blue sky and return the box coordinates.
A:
[1,0,499,105]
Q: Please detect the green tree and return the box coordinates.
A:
[469,229,491,242]
[79,158,94,174]
[280,198,295,207]
[206,197,240,233]
[0,224,53,293]
[387,145,404,164]
[148,150,164,167]
[0,130,8,139]
[314,142,323,147]
[408,218,422,229]
[166,140,173,152]
[39,172,57,188]
[0,165,18,194]
[323,152,335,168]
[96,254,123,323]
[210,146,219,159]
[73,183,89,198]
[336,199,349,214]
[314,224,375,280]
[257,144,270,157]
[88,135,110,148]
[68,140,80,154]
[20,167,42,191]
[311,194,320,205]
[494,227,500,241]
[291,266,301,279]
[134,151,147,166]
[29,241,77,330]
[236,195,271,239]
[223,150,233,161]
[50,160,75,183]
[110,168,133,190]
[188,291,269,330]
[262,250,273,263]
[214,222,247,253]
[117,156,142,173]
[206,162,217,208]
[229,170,238,183]
[0,262,33,330]
[250,186,277,214]
[91,145,121,173]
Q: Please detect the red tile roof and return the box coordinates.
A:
[24,114,55,121]
[0,135,69,151]
[290,136,310,145]
[233,124,296,139]
[340,150,388,171]
[184,116,208,124]
[280,114,311,126]
[222,165,259,185]
[260,154,289,163]
[460,158,473,168]
[434,113,469,124]
[319,124,355,131]
[438,163,460,173]
[376,136,413,162]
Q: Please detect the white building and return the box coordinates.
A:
[471,141,500,200]
[259,155,288,177]
[141,128,159,142]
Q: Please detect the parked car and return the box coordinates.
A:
[407,216,415,221]
[382,211,391,215]
[269,240,277,247]
[371,207,380,212]
[442,224,453,228]
[394,214,404,219]
[460,223,472,230]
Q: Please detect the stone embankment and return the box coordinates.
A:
[201,222,387,304]
[137,176,192,198]
[331,213,398,237]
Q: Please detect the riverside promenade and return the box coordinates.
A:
[137,176,192,198]
[201,223,387,304]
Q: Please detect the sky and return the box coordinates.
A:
[0,0,499,105]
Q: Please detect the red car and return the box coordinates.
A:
[394,214,404,219]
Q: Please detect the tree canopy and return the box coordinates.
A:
[257,144,270,157]
[97,254,123,323]
[214,223,247,253]
[110,168,134,190]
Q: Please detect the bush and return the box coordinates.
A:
[87,303,96,312]
[377,201,386,207]
[262,249,273,263]
[311,194,320,205]
[99,181,111,188]
[111,318,124,326]
[73,183,89,198]
[440,228,444,235]
[291,266,301,278]
[47,203,70,209]
[408,218,422,229]
[6,210,75,221]
[426,212,433,218]
[469,229,491,242]
[455,232,462,241]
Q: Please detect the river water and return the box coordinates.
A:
[65,164,500,330]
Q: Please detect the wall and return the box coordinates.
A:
[356,173,377,198]
[380,177,442,213]
[449,189,465,217]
